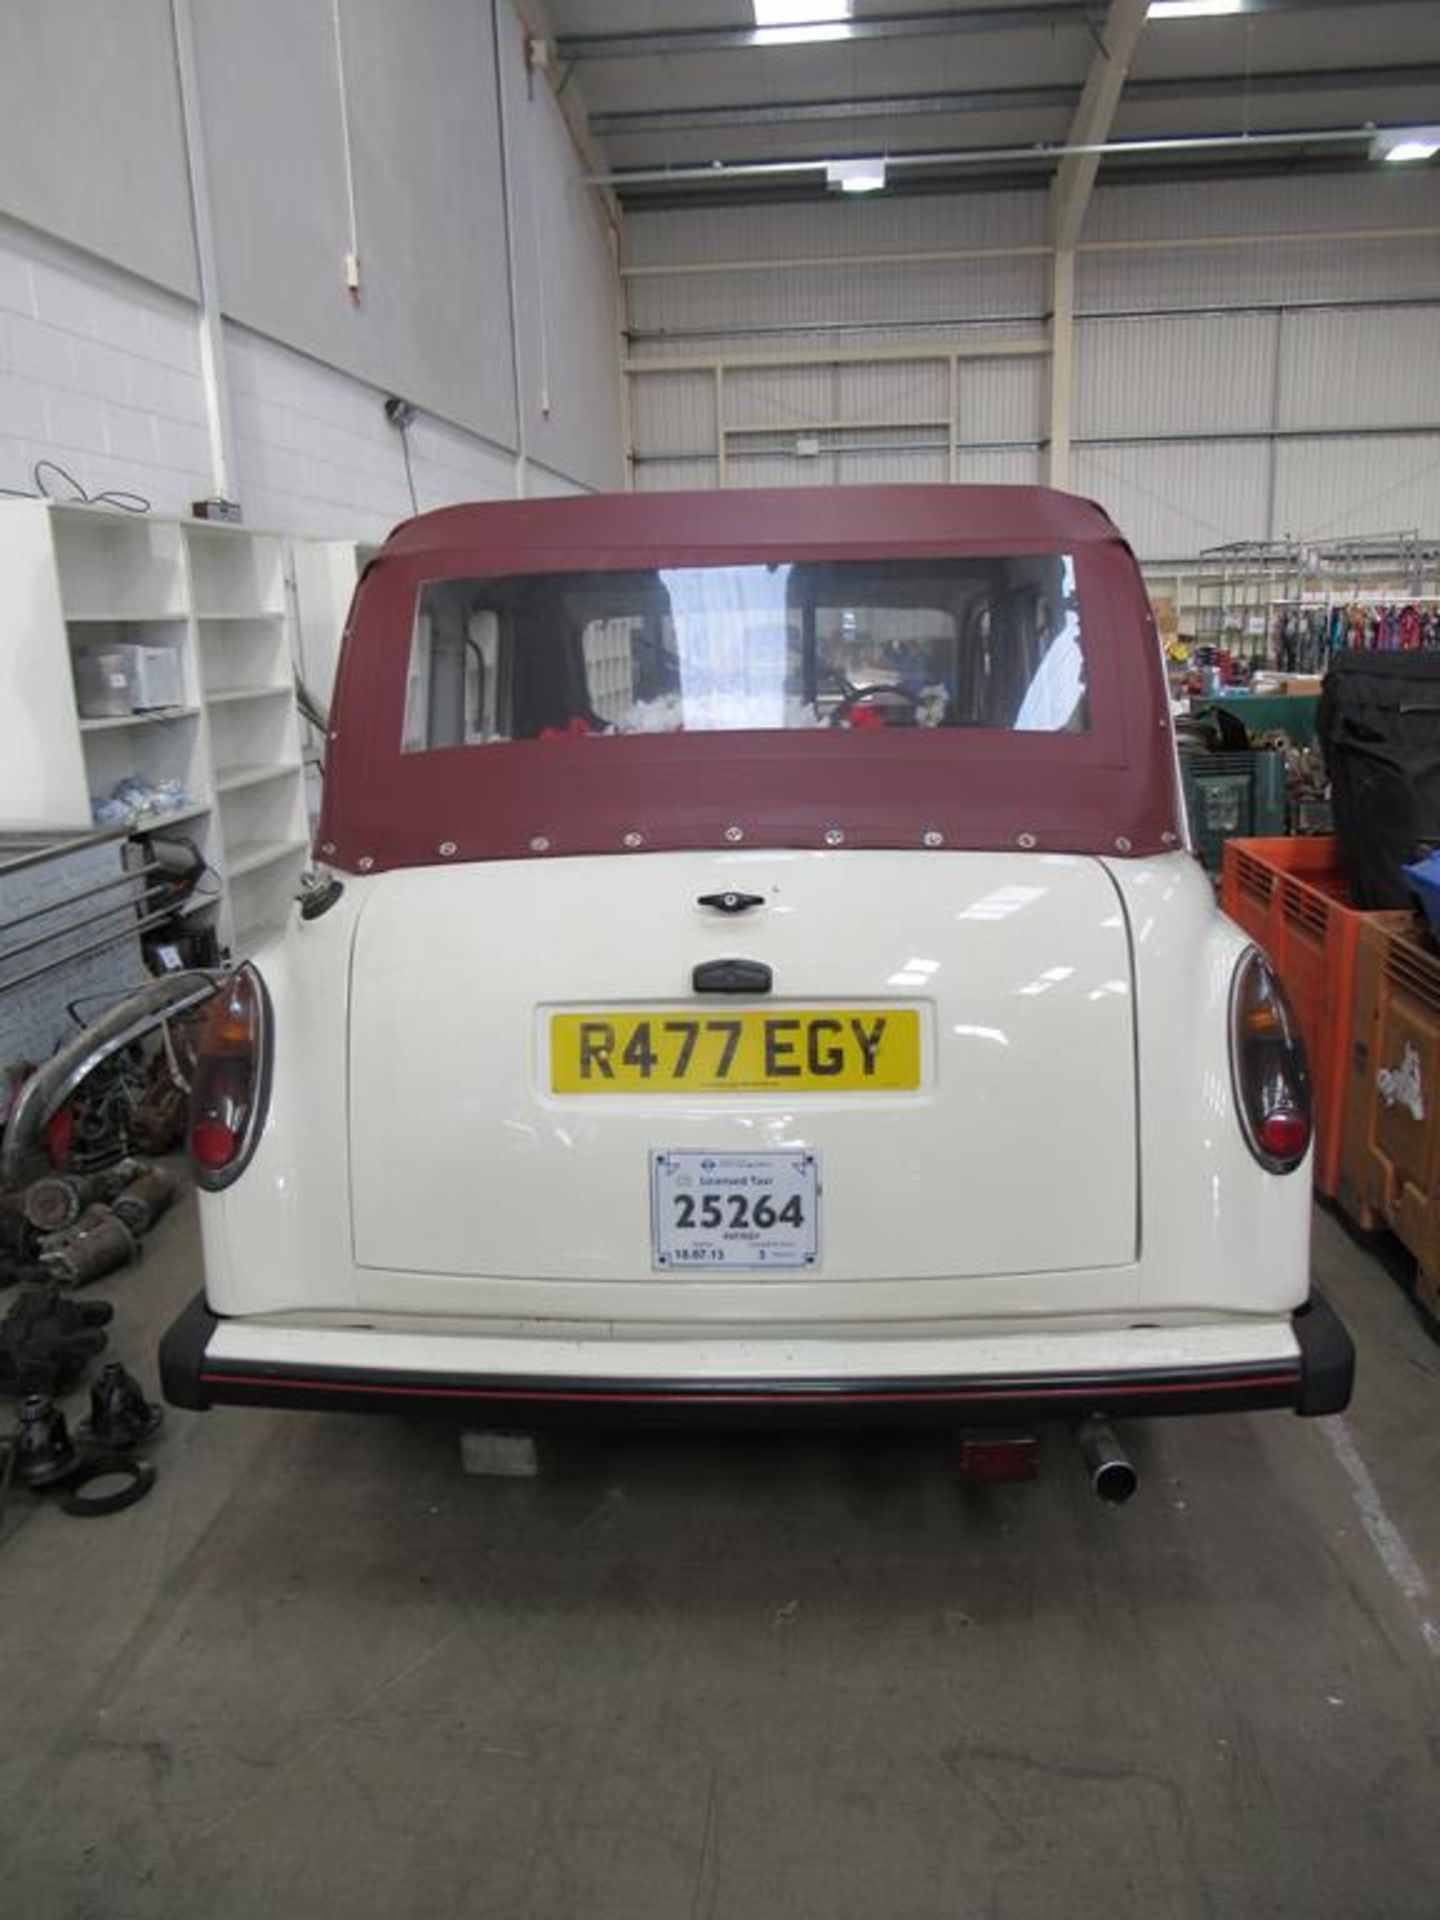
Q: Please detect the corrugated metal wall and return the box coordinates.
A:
[624,171,1440,560]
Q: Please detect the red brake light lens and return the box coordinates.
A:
[1230,950,1312,1175]
[188,965,271,1189]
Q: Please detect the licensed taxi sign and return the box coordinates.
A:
[551,1007,921,1094]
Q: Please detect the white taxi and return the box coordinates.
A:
[160,485,1352,1490]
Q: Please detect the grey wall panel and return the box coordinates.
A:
[630,371,713,457]
[499,4,620,490]
[1085,172,1440,246]
[635,458,717,493]
[1077,312,1277,438]
[1278,308,1440,433]
[725,365,835,433]
[1071,442,1270,559]
[724,454,829,490]
[1079,236,1440,316]
[836,450,949,487]
[956,359,1044,446]
[0,0,197,295]
[627,190,1048,270]
[952,447,1042,487]
[193,0,516,445]
[1272,434,1440,540]
[629,257,1046,343]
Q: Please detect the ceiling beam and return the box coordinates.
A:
[590,66,1438,138]
[1051,0,1150,251]
[1046,0,1148,489]
[555,0,1432,64]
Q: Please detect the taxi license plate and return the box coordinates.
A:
[551,1007,920,1094]
[652,1151,819,1270]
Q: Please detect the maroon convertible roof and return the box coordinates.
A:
[380,484,1123,573]
[317,485,1183,872]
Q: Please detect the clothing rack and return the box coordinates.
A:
[1272,598,1440,675]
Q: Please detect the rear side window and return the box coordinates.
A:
[401,554,1086,752]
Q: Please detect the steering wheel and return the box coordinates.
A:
[827,683,924,728]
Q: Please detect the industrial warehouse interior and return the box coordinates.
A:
[2,3,1439,1915]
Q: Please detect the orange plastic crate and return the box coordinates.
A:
[1220,837,1410,1198]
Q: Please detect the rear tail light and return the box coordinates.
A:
[1229,949,1312,1174]
[188,965,271,1189]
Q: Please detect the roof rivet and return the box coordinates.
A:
[357,855,374,872]
[823,826,844,847]
[922,828,944,848]
[529,836,551,854]
[1114,836,1133,853]
[1161,829,1178,847]
[724,825,744,843]
[438,840,457,857]
[1017,832,1037,850]
[623,829,644,849]
[320,842,335,857]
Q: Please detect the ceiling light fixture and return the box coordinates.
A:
[1372,125,1440,163]
[752,1,853,47]
[826,158,887,193]
[1147,1,1244,18]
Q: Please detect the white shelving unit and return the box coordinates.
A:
[0,500,312,958]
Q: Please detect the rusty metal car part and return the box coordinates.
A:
[58,1451,157,1517]
[0,1287,112,1398]
[14,1394,77,1488]
[0,971,221,1189]
[78,1362,163,1450]
[39,1210,139,1288]
[22,1168,130,1233]
[110,1169,178,1237]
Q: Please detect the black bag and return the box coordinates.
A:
[1317,652,1440,908]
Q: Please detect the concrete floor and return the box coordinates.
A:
[1,1197,1438,1920]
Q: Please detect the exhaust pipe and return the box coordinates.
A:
[1075,1418,1138,1505]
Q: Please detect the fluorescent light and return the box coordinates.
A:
[1148,1,1244,17]
[826,158,886,193]
[1372,126,1440,163]
[752,0,853,44]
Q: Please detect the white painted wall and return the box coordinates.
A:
[0,1,619,542]
[624,170,1440,562]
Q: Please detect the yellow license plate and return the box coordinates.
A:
[551,1007,921,1094]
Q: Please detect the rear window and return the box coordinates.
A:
[401,554,1086,753]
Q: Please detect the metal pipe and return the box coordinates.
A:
[0,861,163,939]
[626,291,1440,349]
[1075,1418,1138,1504]
[490,0,529,499]
[0,879,178,969]
[171,0,237,499]
[0,906,187,1000]
[622,225,1440,280]
[594,65,1437,138]
[557,0,1400,63]
[586,125,1401,190]
[626,339,1045,375]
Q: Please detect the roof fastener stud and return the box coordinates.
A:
[923,828,944,848]
[357,855,374,871]
[320,842,335,857]
[529,836,551,853]
[724,826,744,843]
[438,841,457,857]
[1017,832,1037,850]
[823,826,844,846]
[623,830,643,849]
[1161,830,1178,846]
[1114,836,1133,853]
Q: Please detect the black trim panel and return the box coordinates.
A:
[160,1290,1355,1430]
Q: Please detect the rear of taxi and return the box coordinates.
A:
[161,486,1353,1434]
